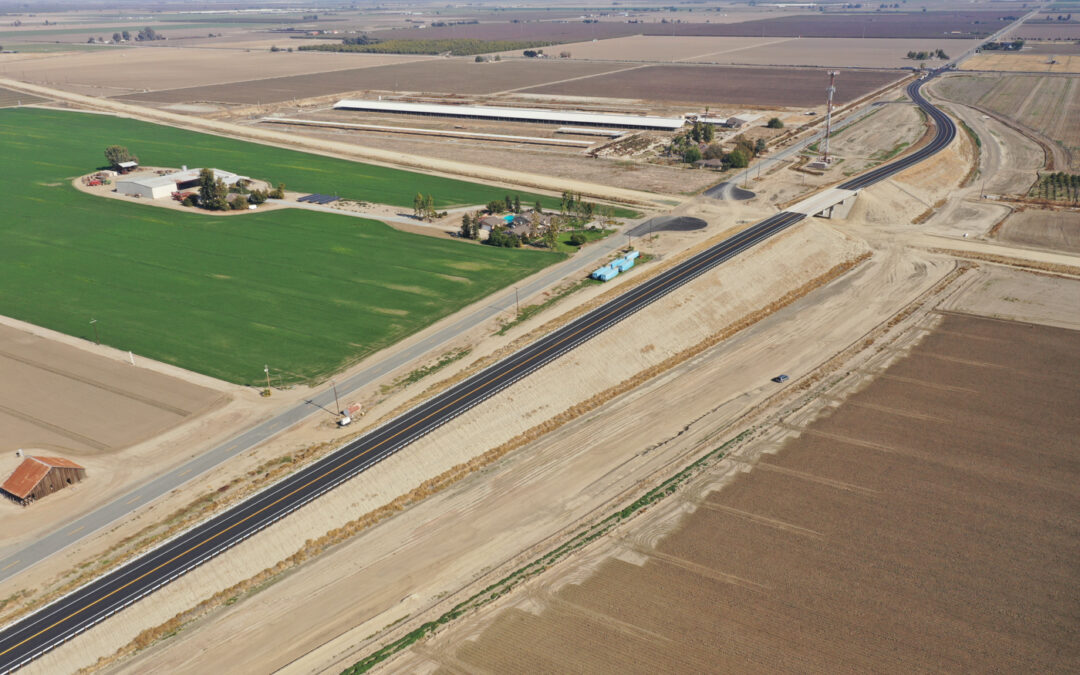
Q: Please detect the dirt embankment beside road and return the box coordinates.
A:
[29,220,870,674]
[386,270,1080,675]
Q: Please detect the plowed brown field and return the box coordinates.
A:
[442,314,1080,673]
[114,59,630,104]
[520,65,903,106]
[996,209,1080,253]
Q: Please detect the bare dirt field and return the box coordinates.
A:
[651,11,1010,39]
[520,65,903,107]
[932,73,1080,171]
[0,323,224,459]
[0,86,44,107]
[1010,23,1080,40]
[995,209,1080,253]
[114,59,632,105]
[0,48,428,97]
[963,52,1080,74]
[536,35,981,69]
[1023,41,1080,55]
[940,265,1080,329]
[369,21,642,43]
[416,312,1080,674]
[0,319,236,550]
[258,111,720,195]
[374,12,1008,41]
[495,35,779,62]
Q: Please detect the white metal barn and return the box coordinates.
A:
[115,168,250,200]
[115,174,179,199]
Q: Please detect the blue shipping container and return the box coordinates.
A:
[591,265,619,281]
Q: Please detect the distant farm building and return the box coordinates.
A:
[1,456,86,506]
[116,168,250,200]
[333,99,686,131]
[116,160,138,174]
[724,113,764,128]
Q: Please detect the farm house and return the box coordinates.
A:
[1,456,86,506]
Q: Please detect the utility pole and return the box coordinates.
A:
[515,287,520,317]
[823,71,839,164]
[264,364,271,396]
[89,318,99,345]
[331,380,341,415]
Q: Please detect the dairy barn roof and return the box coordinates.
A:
[1,456,85,499]
[333,99,686,131]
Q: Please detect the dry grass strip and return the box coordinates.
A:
[77,252,872,674]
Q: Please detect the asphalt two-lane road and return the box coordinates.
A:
[0,71,957,673]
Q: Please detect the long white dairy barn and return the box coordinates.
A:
[332,99,686,131]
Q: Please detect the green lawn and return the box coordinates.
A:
[554,227,614,254]
[0,108,563,384]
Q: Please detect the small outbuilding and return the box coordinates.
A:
[1,456,87,506]
[725,113,763,129]
[117,160,139,174]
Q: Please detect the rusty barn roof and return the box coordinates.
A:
[1,456,85,499]
[33,456,85,470]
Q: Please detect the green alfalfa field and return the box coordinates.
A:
[0,107,565,385]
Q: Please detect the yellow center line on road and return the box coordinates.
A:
[0,223,775,659]
[0,560,19,572]
[66,526,84,537]
[125,495,141,505]
[178,468,192,477]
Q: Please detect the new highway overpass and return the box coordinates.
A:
[0,71,957,673]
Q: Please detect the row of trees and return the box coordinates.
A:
[906,48,949,60]
[413,193,439,221]
[190,169,281,211]
[1029,171,1080,204]
[91,27,165,44]
[460,193,612,249]
[981,39,1025,51]
[300,38,553,56]
[485,194,543,215]
[670,132,767,168]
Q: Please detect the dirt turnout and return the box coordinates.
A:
[114,59,632,105]
[422,314,1080,673]
[520,65,903,107]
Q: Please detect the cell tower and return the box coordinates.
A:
[822,71,839,164]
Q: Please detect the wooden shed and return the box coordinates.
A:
[1,456,86,506]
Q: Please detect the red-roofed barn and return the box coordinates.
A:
[1,456,86,506]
